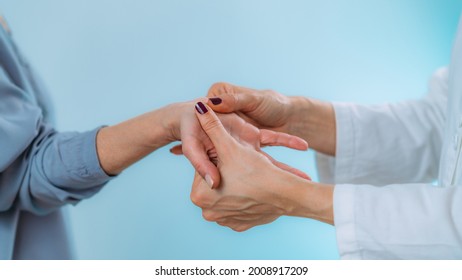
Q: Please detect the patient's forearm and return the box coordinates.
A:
[95,103,182,175]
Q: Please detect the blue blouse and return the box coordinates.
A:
[0,18,111,259]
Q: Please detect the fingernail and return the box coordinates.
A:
[195,102,208,115]
[209,97,222,105]
[205,174,214,189]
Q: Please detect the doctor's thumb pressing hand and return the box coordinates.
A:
[191,102,334,232]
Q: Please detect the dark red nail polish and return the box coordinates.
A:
[209,97,222,105]
[195,102,208,114]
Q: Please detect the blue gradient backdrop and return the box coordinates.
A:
[0,0,461,259]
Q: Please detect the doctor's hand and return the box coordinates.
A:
[206,82,337,156]
[190,102,334,232]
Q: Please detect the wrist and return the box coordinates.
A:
[287,96,336,156]
[159,102,192,143]
[282,175,334,225]
[285,96,310,135]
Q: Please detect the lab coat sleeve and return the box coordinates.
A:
[316,67,448,185]
[334,183,462,259]
[0,66,112,215]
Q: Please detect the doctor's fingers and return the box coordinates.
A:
[207,88,261,114]
[207,82,255,98]
[260,129,308,151]
[190,173,222,207]
[261,151,311,180]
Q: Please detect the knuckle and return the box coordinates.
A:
[231,226,244,232]
[230,92,239,106]
[210,82,226,89]
[232,225,249,232]
[202,210,218,222]
[190,190,207,208]
[190,192,201,207]
[190,184,215,208]
[208,82,228,96]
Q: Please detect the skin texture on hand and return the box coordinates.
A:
[191,102,334,232]
[96,99,310,187]
[206,82,337,156]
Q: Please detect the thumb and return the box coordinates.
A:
[195,102,237,155]
[207,92,259,114]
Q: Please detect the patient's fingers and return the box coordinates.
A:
[169,144,183,155]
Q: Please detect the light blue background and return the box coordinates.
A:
[0,0,461,259]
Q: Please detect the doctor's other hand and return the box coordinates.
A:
[206,82,337,156]
[190,102,334,232]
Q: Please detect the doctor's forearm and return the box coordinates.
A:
[96,103,183,175]
[284,176,335,225]
[287,97,336,156]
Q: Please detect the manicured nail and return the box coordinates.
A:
[205,174,214,189]
[195,102,208,115]
[209,97,222,105]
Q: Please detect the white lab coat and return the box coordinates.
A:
[316,19,462,259]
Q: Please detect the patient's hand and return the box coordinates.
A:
[169,99,310,188]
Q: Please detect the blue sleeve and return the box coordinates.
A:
[0,67,112,215]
